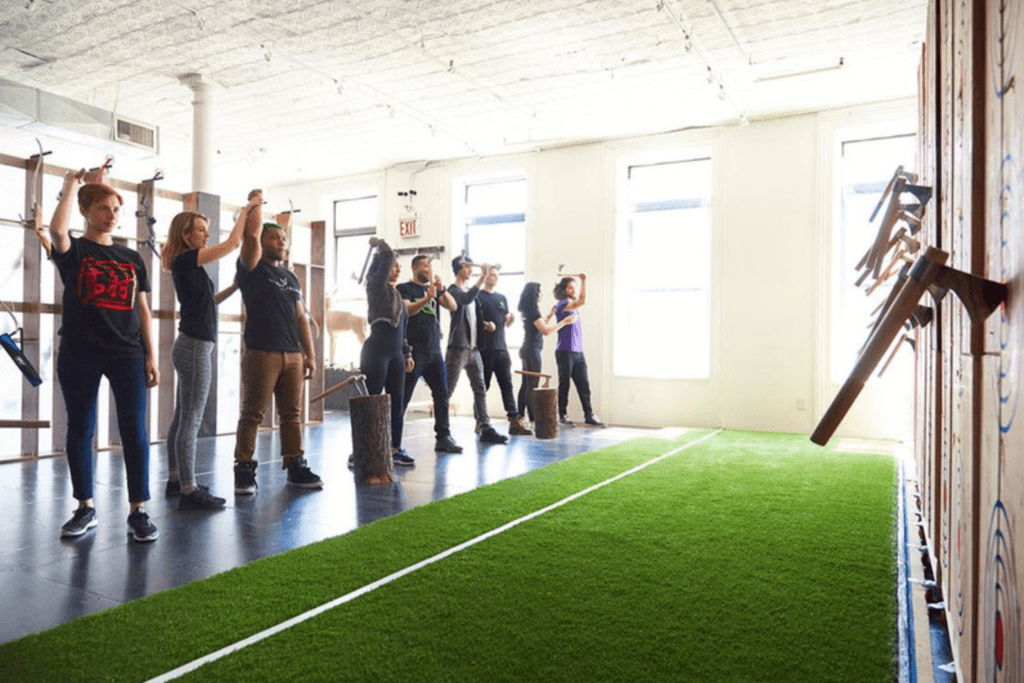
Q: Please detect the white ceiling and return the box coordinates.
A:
[0,0,926,197]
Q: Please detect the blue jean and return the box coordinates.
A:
[403,349,451,440]
[57,346,151,503]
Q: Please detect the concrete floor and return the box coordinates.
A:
[0,411,647,644]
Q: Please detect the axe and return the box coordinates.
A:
[309,374,368,404]
[812,246,1007,446]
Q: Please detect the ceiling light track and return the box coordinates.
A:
[655,0,746,123]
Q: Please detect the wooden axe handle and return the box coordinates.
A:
[0,420,50,428]
[515,369,552,387]
[812,247,949,445]
[310,374,367,404]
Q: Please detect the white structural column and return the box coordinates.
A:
[178,73,215,193]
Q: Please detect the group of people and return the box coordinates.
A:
[52,172,322,542]
[49,168,600,543]
[359,240,604,468]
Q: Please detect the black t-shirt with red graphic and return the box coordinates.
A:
[52,237,150,358]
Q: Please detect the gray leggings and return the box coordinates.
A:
[167,333,215,487]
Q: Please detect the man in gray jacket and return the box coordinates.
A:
[445,256,508,444]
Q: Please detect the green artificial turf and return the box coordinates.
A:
[0,430,897,682]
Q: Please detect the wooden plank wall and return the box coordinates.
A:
[1,158,326,458]
[921,1,1023,680]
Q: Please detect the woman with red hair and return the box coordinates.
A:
[49,167,160,542]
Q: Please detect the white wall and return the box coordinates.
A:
[272,99,917,440]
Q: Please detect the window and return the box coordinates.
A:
[832,134,917,384]
[329,195,377,368]
[455,177,527,347]
[615,157,712,379]
[333,196,377,300]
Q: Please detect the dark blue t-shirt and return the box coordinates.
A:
[477,290,510,352]
[236,259,302,352]
[397,281,442,352]
[521,309,542,350]
[52,236,150,358]
[173,249,216,342]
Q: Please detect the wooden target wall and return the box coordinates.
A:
[919,0,1023,681]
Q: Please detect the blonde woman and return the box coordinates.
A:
[160,197,258,509]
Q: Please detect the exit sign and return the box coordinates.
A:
[399,218,418,238]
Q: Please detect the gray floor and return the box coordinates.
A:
[0,411,648,644]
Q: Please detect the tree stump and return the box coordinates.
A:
[533,387,558,440]
[349,394,394,484]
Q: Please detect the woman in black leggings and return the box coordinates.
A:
[359,238,415,466]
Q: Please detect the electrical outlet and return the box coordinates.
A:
[796,398,806,411]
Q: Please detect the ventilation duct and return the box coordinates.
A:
[0,78,159,156]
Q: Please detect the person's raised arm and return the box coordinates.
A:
[366,237,394,295]
[564,272,587,311]
[49,169,87,256]
[238,193,264,272]
[438,277,457,312]
[198,196,260,268]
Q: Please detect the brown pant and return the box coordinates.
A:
[235,349,304,466]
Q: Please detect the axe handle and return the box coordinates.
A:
[877,334,910,378]
[868,165,904,222]
[868,178,906,277]
[0,420,50,429]
[356,243,375,285]
[812,247,949,446]
[309,374,366,404]
[515,369,551,388]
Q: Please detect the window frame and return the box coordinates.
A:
[613,151,714,380]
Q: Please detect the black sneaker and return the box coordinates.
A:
[234,461,258,494]
[434,436,463,453]
[61,507,97,537]
[584,415,606,428]
[347,454,355,468]
[287,458,324,489]
[127,509,159,542]
[479,426,509,444]
[166,481,209,497]
[392,449,415,467]
[178,486,227,510]
[559,416,574,426]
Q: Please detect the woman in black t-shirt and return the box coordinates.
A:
[516,282,576,422]
[160,198,255,509]
[49,169,160,542]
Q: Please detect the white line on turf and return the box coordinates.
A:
[145,428,724,683]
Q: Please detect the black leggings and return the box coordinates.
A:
[555,350,593,419]
[360,321,406,449]
[517,346,542,421]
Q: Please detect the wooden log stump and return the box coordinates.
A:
[349,393,394,484]
[533,387,558,440]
